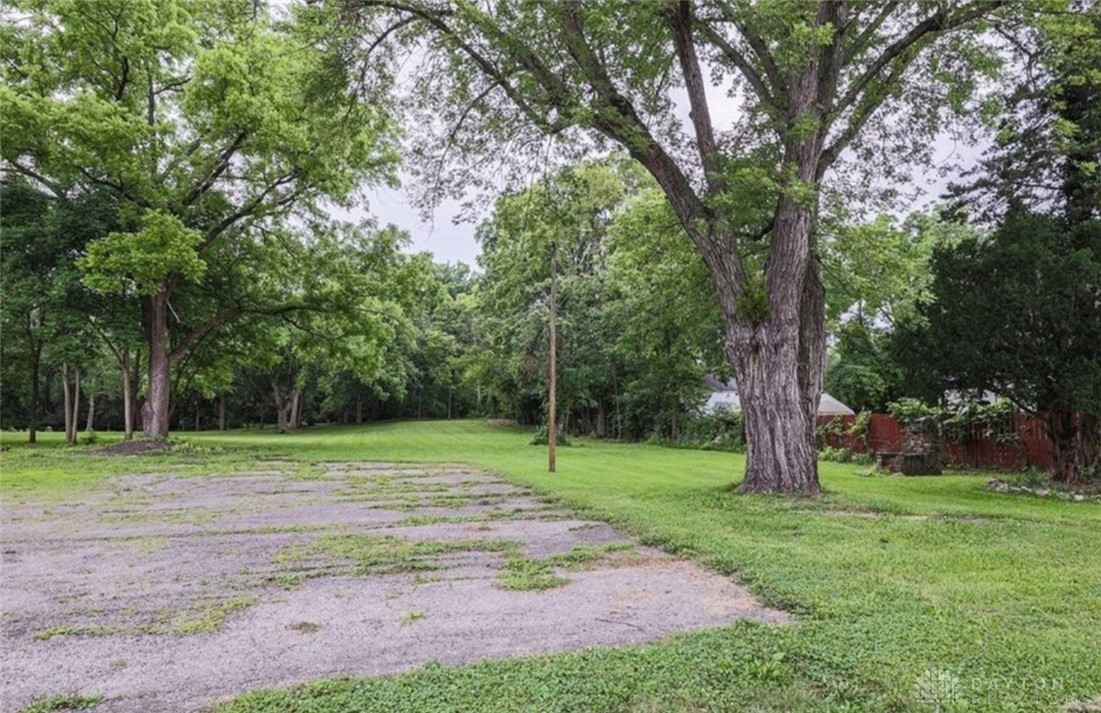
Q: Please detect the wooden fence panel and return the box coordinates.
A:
[816,413,1054,471]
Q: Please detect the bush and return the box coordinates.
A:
[530,424,571,447]
[848,410,871,441]
[819,446,852,463]
[818,446,874,466]
[815,416,847,448]
[887,398,944,425]
[674,407,746,452]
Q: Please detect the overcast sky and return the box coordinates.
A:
[352,185,480,266]
[344,79,983,268]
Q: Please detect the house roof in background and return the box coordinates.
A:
[703,374,855,416]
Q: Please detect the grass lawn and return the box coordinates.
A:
[2,420,1099,712]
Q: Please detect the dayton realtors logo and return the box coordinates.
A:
[911,668,1068,710]
[912,669,964,711]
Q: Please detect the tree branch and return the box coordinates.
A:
[820,0,1004,173]
[713,2,786,108]
[181,131,248,207]
[667,1,724,196]
[695,21,775,110]
[4,161,64,198]
[831,0,1003,118]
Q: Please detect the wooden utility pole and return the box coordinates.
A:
[548,243,557,473]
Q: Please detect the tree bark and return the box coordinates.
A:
[61,364,72,444]
[61,365,81,445]
[548,244,557,473]
[120,348,134,441]
[721,171,823,494]
[727,320,820,494]
[86,394,96,433]
[28,340,41,444]
[71,369,80,444]
[141,291,171,438]
[272,379,300,432]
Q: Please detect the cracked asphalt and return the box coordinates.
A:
[1,461,787,712]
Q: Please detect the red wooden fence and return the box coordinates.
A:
[817,414,1055,471]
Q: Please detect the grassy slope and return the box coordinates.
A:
[2,421,1099,712]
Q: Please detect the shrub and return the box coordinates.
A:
[819,446,852,463]
[815,416,847,448]
[887,398,944,425]
[676,407,746,452]
[530,425,571,447]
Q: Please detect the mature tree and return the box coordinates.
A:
[895,211,1101,481]
[908,9,1101,482]
[475,160,630,428]
[2,0,398,437]
[607,187,724,439]
[472,158,728,438]
[820,212,978,411]
[332,0,1014,492]
[950,6,1101,223]
[247,222,431,430]
[0,179,120,442]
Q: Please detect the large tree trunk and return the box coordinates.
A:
[720,191,824,495]
[727,320,820,494]
[141,291,171,438]
[272,379,299,432]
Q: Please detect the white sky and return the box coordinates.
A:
[346,79,984,267]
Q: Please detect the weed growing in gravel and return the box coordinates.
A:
[32,625,120,641]
[288,621,321,634]
[497,557,570,591]
[20,693,103,712]
[400,611,426,626]
[171,597,258,635]
[274,535,520,579]
[496,544,636,591]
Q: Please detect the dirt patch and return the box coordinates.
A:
[1,462,787,713]
[93,440,175,457]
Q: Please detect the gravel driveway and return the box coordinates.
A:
[1,461,787,712]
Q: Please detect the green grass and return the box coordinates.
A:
[171,597,259,635]
[496,555,572,591]
[19,693,102,713]
[3,421,1100,712]
[274,534,520,579]
[498,544,637,591]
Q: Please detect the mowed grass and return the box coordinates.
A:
[2,421,1099,712]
